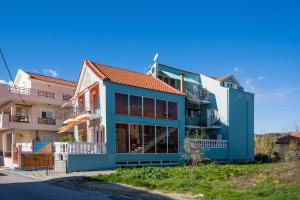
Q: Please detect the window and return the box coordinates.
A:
[115,123,179,154]
[158,75,164,81]
[144,125,155,153]
[170,78,176,88]
[156,126,167,153]
[130,124,143,153]
[163,77,170,84]
[90,85,99,113]
[156,99,167,119]
[41,111,53,119]
[38,90,55,99]
[130,95,142,116]
[77,94,85,115]
[168,101,178,120]
[143,97,155,118]
[115,93,177,121]
[63,94,72,101]
[115,93,128,115]
[116,123,129,153]
[168,127,178,153]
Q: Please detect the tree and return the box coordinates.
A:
[183,127,208,166]
[254,134,280,161]
[283,142,300,162]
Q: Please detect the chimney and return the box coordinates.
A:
[180,74,185,93]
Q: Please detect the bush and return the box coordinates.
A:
[59,135,75,142]
[255,153,271,163]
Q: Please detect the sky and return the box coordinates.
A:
[0,0,299,133]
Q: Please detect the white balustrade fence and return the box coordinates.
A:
[187,139,228,149]
[54,142,106,156]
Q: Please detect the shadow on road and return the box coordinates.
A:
[0,174,172,200]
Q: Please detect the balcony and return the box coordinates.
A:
[76,101,100,117]
[8,85,30,95]
[185,88,210,103]
[38,118,56,125]
[186,116,220,128]
[10,115,29,123]
[186,138,228,149]
[0,83,73,106]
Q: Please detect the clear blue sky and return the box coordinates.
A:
[1,0,299,133]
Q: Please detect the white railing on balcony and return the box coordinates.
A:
[54,142,106,156]
[9,85,30,95]
[186,138,228,149]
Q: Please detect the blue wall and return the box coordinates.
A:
[228,89,254,161]
[67,154,115,172]
[104,81,186,166]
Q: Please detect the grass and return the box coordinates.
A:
[90,162,300,199]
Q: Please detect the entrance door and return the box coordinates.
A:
[4,133,12,157]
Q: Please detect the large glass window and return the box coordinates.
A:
[144,125,155,153]
[116,123,129,153]
[143,97,155,118]
[156,126,167,153]
[168,101,178,120]
[168,127,178,153]
[130,124,143,153]
[130,95,142,116]
[156,99,167,119]
[115,93,128,115]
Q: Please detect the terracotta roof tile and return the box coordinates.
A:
[27,72,77,87]
[277,132,300,143]
[85,60,184,95]
[290,132,300,139]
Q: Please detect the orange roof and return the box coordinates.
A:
[84,60,184,95]
[290,132,300,139]
[27,72,77,87]
[207,74,233,82]
[277,132,300,143]
[215,75,233,82]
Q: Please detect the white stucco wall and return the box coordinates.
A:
[200,75,229,126]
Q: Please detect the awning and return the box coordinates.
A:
[160,70,200,84]
[63,118,76,125]
[58,116,90,133]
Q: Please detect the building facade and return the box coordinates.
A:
[60,57,254,172]
[147,58,254,162]
[61,60,185,171]
[0,69,76,167]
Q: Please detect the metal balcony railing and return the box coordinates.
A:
[38,118,56,125]
[186,116,220,128]
[185,88,210,102]
[10,115,30,123]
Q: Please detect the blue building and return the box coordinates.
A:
[60,57,254,172]
[147,56,254,162]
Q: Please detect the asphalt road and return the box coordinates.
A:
[0,171,135,200]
